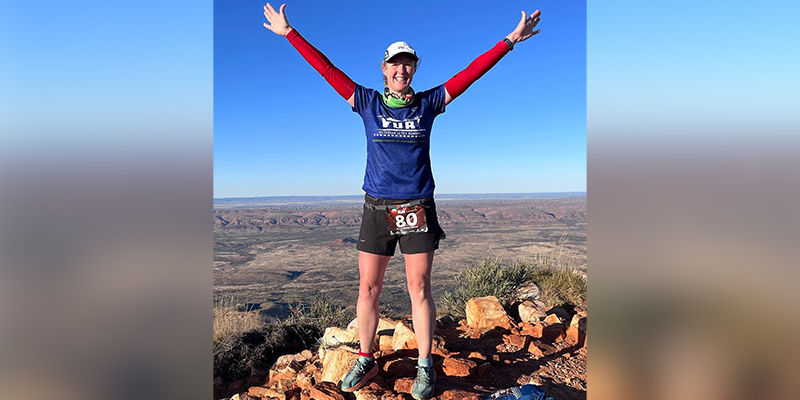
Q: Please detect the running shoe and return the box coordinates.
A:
[340,357,378,392]
[411,365,436,399]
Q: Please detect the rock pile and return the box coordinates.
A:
[216,296,586,400]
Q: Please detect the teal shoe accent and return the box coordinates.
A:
[340,357,378,392]
[411,365,436,399]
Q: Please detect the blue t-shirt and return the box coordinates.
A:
[352,84,447,199]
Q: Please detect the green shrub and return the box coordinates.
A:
[213,320,321,383]
[526,256,587,308]
[213,295,354,388]
[438,256,586,318]
[285,295,355,332]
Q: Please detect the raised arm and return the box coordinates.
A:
[263,3,355,106]
[443,10,541,105]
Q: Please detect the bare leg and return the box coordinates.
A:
[357,251,391,353]
[404,251,436,360]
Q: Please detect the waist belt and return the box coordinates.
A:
[364,197,429,211]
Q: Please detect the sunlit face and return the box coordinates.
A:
[382,53,417,94]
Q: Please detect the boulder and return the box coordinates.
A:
[392,377,415,394]
[319,348,359,384]
[380,357,418,378]
[519,322,544,338]
[247,386,283,399]
[514,281,541,300]
[546,306,571,321]
[437,390,484,400]
[518,300,547,323]
[526,340,544,357]
[320,327,360,348]
[303,382,345,400]
[296,370,315,391]
[391,321,418,350]
[566,313,587,348]
[504,334,530,349]
[465,296,513,334]
[542,323,566,343]
[543,314,561,326]
[442,357,477,377]
[348,317,398,335]
[379,335,394,351]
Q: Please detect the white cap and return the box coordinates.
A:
[383,41,419,63]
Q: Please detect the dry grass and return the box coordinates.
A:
[213,297,264,345]
[526,255,587,308]
[438,255,587,318]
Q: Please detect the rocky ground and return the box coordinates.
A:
[215,296,587,400]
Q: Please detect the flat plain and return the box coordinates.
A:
[213,195,586,319]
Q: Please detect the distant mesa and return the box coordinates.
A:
[321,237,358,247]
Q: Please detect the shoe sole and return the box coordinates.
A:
[412,390,434,400]
[341,364,378,393]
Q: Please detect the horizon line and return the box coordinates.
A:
[214,191,586,201]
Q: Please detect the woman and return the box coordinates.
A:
[262,4,541,399]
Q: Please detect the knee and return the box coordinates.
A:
[406,278,430,300]
[359,282,382,301]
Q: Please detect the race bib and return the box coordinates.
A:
[386,204,428,236]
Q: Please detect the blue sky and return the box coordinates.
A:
[213,1,586,197]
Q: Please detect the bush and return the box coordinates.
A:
[213,297,264,346]
[438,256,586,318]
[285,295,355,332]
[213,320,321,383]
[213,295,353,386]
[526,256,587,308]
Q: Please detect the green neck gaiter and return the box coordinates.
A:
[382,87,415,108]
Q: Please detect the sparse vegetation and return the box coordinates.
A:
[438,255,587,318]
[213,295,353,386]
[526,255,587,308]
[285,296,355,332]
[213,297,264,345]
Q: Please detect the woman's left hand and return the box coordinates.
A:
[505,10,541,46]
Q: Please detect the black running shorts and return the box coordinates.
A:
[357,194,446,256]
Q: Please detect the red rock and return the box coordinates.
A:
[381,357,417,378]
[546,306,571,321]
[526,341,544,357]
[393,377,415,394]
[285,387,301,400]
[295,349,313,363]
[442,357,477,377]
[306,382,345,400]
[296,371,314,391]
[378,335,394,351]
[232,393,260,400]
[475,362,491,377]
[431,335,449,357]
[248,385,283,398]
[543,314,561,326]
[504,334,530,349]
[466,296,513,334]
[362,375,389,391]
[467,351,486,360]
[543,323,566,343]
[391,321,418,350]
[353,390,383,400]
[268,368,298,389]
[519,322,544,338]
[320,348,359,383]
[437,389,484,400]
[565,314,587,348]
[518,300,547,323]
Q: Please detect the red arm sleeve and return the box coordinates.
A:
[286,29,356,100]
[443,40,511,100]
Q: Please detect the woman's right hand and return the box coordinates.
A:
[263,3,292,36]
